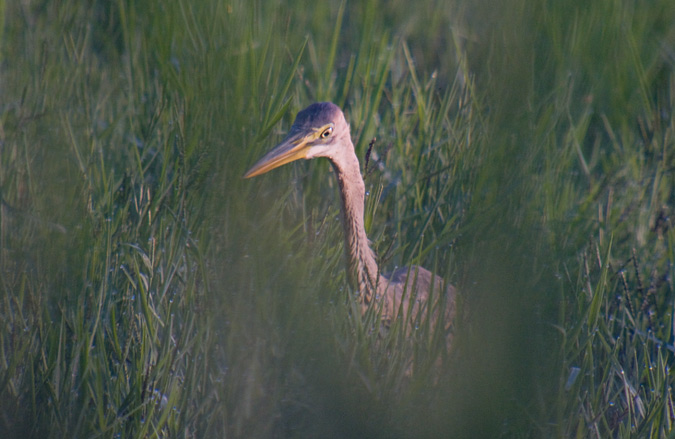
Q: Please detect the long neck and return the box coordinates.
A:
[328,147,380,309]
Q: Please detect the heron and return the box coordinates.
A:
[245,102,456,339]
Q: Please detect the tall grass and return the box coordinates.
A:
[0,0,674,437]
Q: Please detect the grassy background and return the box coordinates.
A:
[1,0,674,437]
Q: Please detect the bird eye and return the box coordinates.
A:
[321,127,333,138]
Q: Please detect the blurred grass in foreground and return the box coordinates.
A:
[1,0,674,437]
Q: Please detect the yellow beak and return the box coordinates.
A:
[244,130,313,178]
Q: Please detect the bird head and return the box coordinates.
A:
[244,102,351,178]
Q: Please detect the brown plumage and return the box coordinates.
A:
[245,102,456,339]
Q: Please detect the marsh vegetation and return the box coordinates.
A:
[1,0,674,437]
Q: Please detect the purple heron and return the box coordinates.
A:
[245,102,456,337]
